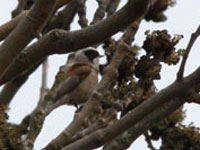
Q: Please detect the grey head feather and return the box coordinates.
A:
[73,47,100,71]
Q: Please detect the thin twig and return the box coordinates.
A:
[43,0,79,33]
[39,58,48,104]
[92,0,109,24]
[77,0,88,28]
[107,0,121,16]
[177,25,200,81]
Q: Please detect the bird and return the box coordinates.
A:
[52,47,101,108]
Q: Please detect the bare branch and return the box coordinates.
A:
[44,0,79,32]
[39,58,48,104]
[61,99,183,150]
[0,78,28,107]
[59,65,200,150]
[177,25,200,81]
[0,60,43,106]
[107,0,121,16]
[0,0,71,43]
[1,1,197,150]
[92,0,109,24]
[122,18,142,44]
[0,0,57,79]
[77,0,88,28]
[103,98,184,150]
[0,0,73,109]
[0,0,150,85]
[58,64,200,150]
[0,11,28,42]
[103,81,151,149]
[12,0,28,18]
[67,108,118,146]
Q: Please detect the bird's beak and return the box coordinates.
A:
[99,55,104,58]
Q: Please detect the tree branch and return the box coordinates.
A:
[0,0,73,108]
[12,0,28,18]
[104,23,200,150]
[0,0,150,85]
[0,0,71,43]
[59,66,200,150]
[92,0,109,24]
[44,0,79,32]
[77,0,88,28]
[0,0,57,79]
[65,107,118,147]
[22,63,68,149]
[0,11,28,42]
[107,0,121,16]
[0,60,43,106]
[39,58,48,104]
[177,25,200,81]
[103,98,184,150]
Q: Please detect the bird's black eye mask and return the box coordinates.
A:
[84,50,100,62]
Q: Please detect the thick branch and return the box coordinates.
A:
[104,23,200,150]
[0,0,150,85]
[103,98,183,150]
[0,0,71,44]
[0,78,28,107]
[0,0,57,78]
[0,11,28,42]
[60,66,200,150]
[66,108,118,146]
[0,60,43,106]
[0,0,73,108]
[12,0,28,18]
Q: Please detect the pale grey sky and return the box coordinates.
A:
[0,0,200,149]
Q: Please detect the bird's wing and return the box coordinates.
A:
[54,65,92,100]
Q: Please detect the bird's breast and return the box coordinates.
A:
[68,70,98,105]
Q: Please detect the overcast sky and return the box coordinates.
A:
[0,0,200,150]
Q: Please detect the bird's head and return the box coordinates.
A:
[73,47,103,70]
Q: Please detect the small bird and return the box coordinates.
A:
[52,47,101,107]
